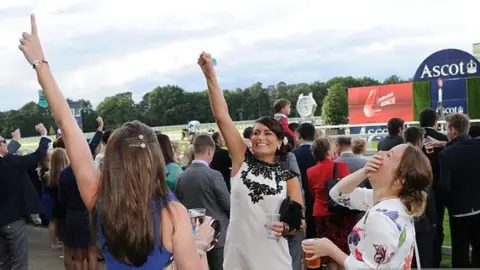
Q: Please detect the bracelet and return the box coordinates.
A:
[32,60,49,70]
[197,248,206,257]
[195,240,209,252]
[282,222,290,236]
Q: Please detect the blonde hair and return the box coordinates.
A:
[183,144,195,167]
[48,148,69,186]
[352,137,367,155]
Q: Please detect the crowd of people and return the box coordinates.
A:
[1,15,480,270]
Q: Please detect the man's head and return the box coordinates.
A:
[419,108,438,128]
[243,127,253,139]
[335,136,352,154]
[294,122,316,147]
[211,132,225,147]
[0,136,7,156]
[403,127,425,148]
[387,118,405,136]
[192,133,216,163]
[273,99,291,115]
[446,113,470,141]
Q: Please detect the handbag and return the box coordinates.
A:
[279,196,303,231]
[325,163,358,215]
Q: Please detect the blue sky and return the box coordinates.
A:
[0,0,479,111]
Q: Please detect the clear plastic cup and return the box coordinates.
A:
[265,213,280,239]
[188,208,206,227]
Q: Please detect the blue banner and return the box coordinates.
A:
[429,78,467,115]
[413,49,480,81]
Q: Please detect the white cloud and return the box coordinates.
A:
[1,0,480,110]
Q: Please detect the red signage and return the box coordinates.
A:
[348,83,413,125]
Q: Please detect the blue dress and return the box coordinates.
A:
[59,166,92,248]
[98,193,176,269]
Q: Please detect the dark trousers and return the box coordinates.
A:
[288,231,305,270]
[207,247,224,270]
[0,219,28,270]
[450,213,480,268]
[412,226,435,268]
[433,197,445,268]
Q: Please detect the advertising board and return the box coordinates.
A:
[348,83,413,125]
[429,78,467,116]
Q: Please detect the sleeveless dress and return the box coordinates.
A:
[98,193,176,269]
[223,150,297,270]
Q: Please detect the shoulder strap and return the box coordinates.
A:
[333,162,339,179]
[412,220,421,269]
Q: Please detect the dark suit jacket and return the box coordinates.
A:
[0,137,50,227]
[292,144,316,220]
[175,162,230,248]
[210,145,232,191]
[377,135,404,151]
[439,135,480,216]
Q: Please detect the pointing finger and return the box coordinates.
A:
[30,14,38,36]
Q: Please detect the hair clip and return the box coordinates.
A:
[138,134,144,140]
[283,137,288,145]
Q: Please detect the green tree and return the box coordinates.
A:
[321,83,348,125]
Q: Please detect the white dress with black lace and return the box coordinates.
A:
[223,150,297,270]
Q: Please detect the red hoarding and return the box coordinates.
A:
[348,83,413,125]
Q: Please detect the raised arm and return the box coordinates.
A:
[88,117,104,155]
[7,129,22,154]
[198,52,246,176]
[8,124,50,169]
[18,15,99,210]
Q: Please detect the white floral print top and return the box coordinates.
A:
[329,186,415,269]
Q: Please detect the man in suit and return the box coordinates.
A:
[335,136,368,174]
[418,108,449,268]
[404,126,437,268]
[292,123,316,240]
[439,114,480,267]
[0,124,50,270]
[175,134,230,270]
[210,132,232,192]
[377,117,405,151]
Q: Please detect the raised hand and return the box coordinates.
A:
[35,123,47,136]
[364,152,383,175]
[197,52,215,76]
[18,14,46,67]
[11,129,21,141]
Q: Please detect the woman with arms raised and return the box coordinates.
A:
[302,144,432,269]
[198,52,304,270]
[19,15,212,270]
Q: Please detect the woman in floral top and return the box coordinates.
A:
[302,144,432,269]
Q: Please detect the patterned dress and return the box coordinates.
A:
[329,186,416,269]
[223,150,297,270]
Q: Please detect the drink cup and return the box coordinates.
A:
[188,208,206,228]
[302,239,321,268]
[265,213,280,239]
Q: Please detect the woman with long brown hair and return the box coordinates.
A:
[156,134,183,193]
[302,144,432,269]
[19,15,212,270]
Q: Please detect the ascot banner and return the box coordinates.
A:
[413,49,480,81]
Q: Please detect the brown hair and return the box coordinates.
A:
[446,113,470,135]
[394,144,432,216]
[192,133,215,154]
[48,148,69,186]
[273,99,291,113]
[351,137,366,155]
[254,116,288,161]
[97,121,172,266]
[156,133,177,164]
[53,137,65,149]
[311,137,332,162]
